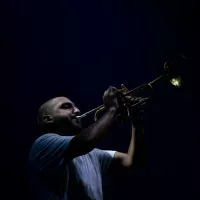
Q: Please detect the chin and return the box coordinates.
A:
[75,124,83,131]
[72,127,82,135]
[72,123,82,133]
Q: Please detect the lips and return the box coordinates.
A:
[71,116,79,124]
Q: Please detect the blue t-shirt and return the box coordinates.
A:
[28,133,116,200]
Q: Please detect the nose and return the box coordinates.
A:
[73,106,81,116]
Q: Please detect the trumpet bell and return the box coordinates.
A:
[164,61,182,88]
[170,77,181,88]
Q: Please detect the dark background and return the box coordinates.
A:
[1,0,196,199]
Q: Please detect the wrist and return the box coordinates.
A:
[107,106,117,115]
[130,115,143,128]
[108,106,117,112]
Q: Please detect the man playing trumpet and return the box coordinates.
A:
[28,84,146,200]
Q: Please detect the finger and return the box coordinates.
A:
[124,96,141,106]
[124,96,132,100]
[108,86,116,89]
[116,90,123,99]
[108,86,120,94]
[121,84,129,93]
[103,90,108,99]
[124,97,134,105]
[110,86,118,93]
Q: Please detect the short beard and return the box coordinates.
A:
[54,119,82,136]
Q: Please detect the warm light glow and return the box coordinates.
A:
[170,77,181,87]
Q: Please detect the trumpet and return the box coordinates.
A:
[77,61,181,121]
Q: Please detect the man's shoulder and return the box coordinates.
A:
[29,133,58,151]
[33,133,59,144]
[29,133,65,161]
[36,133,59,140]
[30,133,75,153]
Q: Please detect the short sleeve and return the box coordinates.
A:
[29,133,74,175]
[94,149,116,177]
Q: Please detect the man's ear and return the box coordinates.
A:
[43,115,53,124]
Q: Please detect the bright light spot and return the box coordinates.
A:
[170,77,181,87]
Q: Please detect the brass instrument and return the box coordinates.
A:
[77,61,181,121]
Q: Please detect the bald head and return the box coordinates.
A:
[37,98,54,125]
[37,96,82,134]
[37,97,69,124]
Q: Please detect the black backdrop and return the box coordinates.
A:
[1,0,196,199]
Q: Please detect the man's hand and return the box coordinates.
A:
[103,86,122,111]
[120,84,143,127]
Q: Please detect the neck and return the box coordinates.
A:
[47,126,78,136]
[41,123,82,136]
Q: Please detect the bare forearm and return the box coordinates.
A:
[126,123,145,165]
[131,123,146,167]
[72,107,117,154]
[127,125,136,158]
[112,124,138,169]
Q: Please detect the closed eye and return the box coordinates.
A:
[60,103,72,109]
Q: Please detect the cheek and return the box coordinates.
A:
[54,110,71,120]
[60,110,71,115]
[58,109,72,115]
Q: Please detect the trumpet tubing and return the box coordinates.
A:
[77,61,181,121]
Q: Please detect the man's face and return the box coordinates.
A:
[50,97,82,134]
